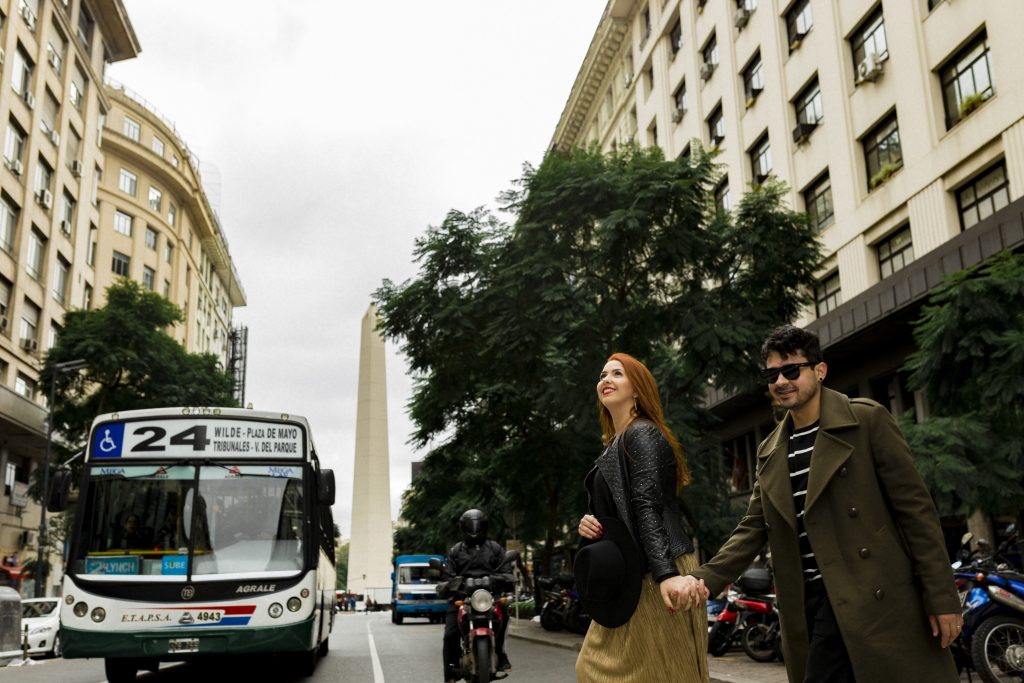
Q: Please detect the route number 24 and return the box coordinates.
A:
[132,425,211,452]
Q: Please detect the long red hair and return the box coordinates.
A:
[598,352,691,491]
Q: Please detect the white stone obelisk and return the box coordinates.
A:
[347,305,394,599]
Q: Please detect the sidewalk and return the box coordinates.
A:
[507,618,788,683]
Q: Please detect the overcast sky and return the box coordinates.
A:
[108,1,605,537]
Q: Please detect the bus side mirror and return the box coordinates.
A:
[47,469,72,512]
[318,469,336,506]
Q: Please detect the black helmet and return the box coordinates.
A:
[459,509,488,544]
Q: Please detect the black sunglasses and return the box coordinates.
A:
[760,362,816,383]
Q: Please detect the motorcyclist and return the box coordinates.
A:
[438,509,513,682]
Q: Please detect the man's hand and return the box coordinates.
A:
[660,575,709,612]
[929,613,963,648]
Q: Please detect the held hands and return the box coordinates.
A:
[578,514,603,540]
[660,575,709,613]
[929,613,964,649]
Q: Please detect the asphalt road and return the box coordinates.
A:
[0,612,578,683]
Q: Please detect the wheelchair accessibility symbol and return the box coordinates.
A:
[92,423,125,459]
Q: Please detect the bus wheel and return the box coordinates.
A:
[293,648,317,678]
[317,636,329,657]
[392,611,403,625]
[104,658,138,683]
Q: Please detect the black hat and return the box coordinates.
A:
[573,516,643,628]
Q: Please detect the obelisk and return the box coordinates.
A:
[347,305,393,599]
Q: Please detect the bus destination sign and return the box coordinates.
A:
[90,418,305,460]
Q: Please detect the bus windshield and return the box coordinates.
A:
[73,463,305,580]
[398,565,434,584]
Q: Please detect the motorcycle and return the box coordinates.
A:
[430,555,515,683]
[537,574,591,635]
[740,596,783,663]
[950,526,1024,683]
[708,565,775,658]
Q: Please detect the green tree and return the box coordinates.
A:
[376,145,820,572]
[901,250,1024,518]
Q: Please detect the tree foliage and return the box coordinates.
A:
[376,145,821,571]
[902,251,1024,517]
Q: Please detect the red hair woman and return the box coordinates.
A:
[575,353,709,682]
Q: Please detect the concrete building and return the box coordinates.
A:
[553,0,1022,543]
[0,0,245,596]
[347,305,394,599]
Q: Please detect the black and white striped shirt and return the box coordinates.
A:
[788,422,821,583]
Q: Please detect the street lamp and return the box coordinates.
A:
[35,358,88,598]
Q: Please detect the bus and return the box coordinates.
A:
[50,408,337,682]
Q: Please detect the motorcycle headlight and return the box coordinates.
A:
[470,589,493,613]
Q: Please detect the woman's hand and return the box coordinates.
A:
[578,514,603,540]
[660,575,708,612]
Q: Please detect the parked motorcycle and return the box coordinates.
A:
[430,554,515,683]
[951,526,1024,683]
[708,566,775,658]
[537,574,591,635]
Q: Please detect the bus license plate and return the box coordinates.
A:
[168,638,199,653]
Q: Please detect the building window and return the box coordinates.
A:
[863,113,902,190]
[803,172,834,232]
[114,210,133,236]
[786,0,812,51]
[702,32,719,69]
[15,373,35,399]
[669,19,683,56]
[12,47,34,97]
[877,225,914,279]
[163,280,171,298]
[69,66,86,110]
[672,81,687,121]
[91,166,101,205]
[149,186,162,212]
[145,226,158,250]
[87,225,97,266]
[143,266,155,290]
[171,155,180,169]
[815,272,842,317]
[119,168,137,195]
[152,136,165,156]
[0,276,11,321]
[164,242,174,264]
[743,53,764,106]
[122,116,140,142]
[714,177,731,212]
[40,90,60,139]
[4,120,28,169]
[957,162,1010,231]
[61,191,76,231]
[48,321,61,350]
[167,203,177,227]
[941,32,993,129]
[794,77,823,129]
[1,195,18,254]
[19,299,40,345]
[739,0,757,9]
[644,64,655,99]
[53,256,70,304]
[111,250,130,277]
[640,6,652,47]
[708,104,725,146]
[851,8,887,78]
[35,158,53,196]
[26,228,46,279]
[77,4,94,50]
[750,134,771,183]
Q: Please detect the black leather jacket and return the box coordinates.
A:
[436,539,513,599]
[591,420,694,582]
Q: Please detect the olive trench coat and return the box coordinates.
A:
[692,388,960,683]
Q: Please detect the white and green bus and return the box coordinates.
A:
[51,408,337,682]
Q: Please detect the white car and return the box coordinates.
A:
[20,598,61,658]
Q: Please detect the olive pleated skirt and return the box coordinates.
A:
[575,553,709,683]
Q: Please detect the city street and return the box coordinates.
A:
[0,612,578,683]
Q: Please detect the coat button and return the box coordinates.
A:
[839,466,848,477]
[859,547,870,558]
[848,507,859,518]
[875,589,885,600]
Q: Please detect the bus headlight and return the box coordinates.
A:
[73,602,88,618]
[91,607,106,622]
[268,603,284,618]
[470,589,493,612]
[287,598,302,612]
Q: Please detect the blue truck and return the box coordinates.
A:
[391,554,447,624]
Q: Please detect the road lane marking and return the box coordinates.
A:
[367,620,386,683]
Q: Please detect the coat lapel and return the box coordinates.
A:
[804,388,858,513]
[756,419,798,530]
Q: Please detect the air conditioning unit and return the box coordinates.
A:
[672,107,685,123]
[70,159,84,177]
[7,159,23,176]
[792,120,818,143]
[19,3,36,31]
[857,52,884,83]
[60,220,72,236]
[20,530,36,546]
[22,90,35,109]
[700,63,716,81]
[735,9,751,29]
[37,188,53,209]
[47,46,61,70]
[49,129,60,146]
[20,338,38,352]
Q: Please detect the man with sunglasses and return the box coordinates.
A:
[681,325,961,683]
